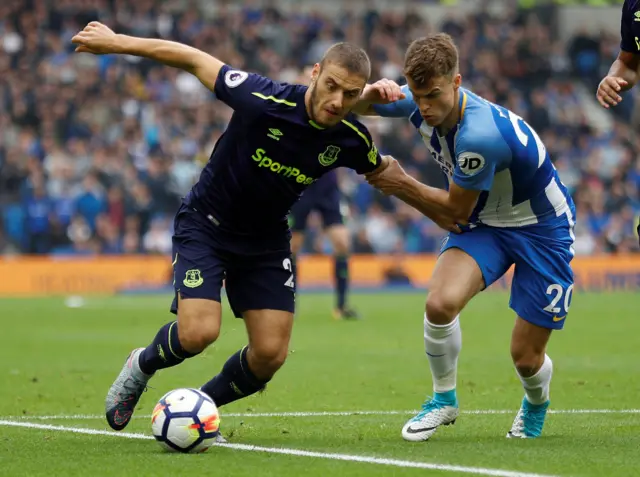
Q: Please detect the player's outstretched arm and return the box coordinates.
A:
[344,128,461,232]
[598,0,640,109]
[72,22,223,92]
[353,80,410,117]
[365,157,472,233]
[597,51,639,108]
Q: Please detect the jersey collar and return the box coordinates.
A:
[459,89,468,123]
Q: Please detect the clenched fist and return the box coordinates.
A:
[71,21,121,55]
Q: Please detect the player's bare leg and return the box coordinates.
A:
[326,224,359,320]
[402,248,484,442]
[105,296,221,431]
[200,309,293,404]
[507,318,553,438]
[244,309,293,379]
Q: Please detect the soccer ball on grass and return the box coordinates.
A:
[151,388,220,453]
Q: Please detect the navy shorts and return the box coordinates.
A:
[290,173,343,232]
[170,205,295,318]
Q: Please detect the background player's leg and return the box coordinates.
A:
[201,309,293,406]
[403,231,512,442]
[326,224,357,320]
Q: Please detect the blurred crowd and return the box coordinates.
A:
[0,0,638,256]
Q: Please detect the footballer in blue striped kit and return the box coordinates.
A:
[357,33,576,441]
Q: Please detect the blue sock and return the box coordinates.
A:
[200,347,270,407]
[334,255,349,310]
[434,389,457,404]
[138,321,198,375]
[523,399,549,410]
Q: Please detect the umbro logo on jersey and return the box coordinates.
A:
[634,11,640,21]
[268,128,283,141]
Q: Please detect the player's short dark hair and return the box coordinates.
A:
[320,42,371,80]
[404,33,459,87]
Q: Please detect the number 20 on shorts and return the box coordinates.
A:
[543,283,573,318]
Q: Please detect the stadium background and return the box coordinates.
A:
[0,0,639,295]
[1,2,640,476]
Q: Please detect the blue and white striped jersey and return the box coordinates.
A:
[373,86,575,228]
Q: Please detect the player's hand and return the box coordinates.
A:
[365,156,407,195]
[72,21,120,55]
[361,79,405,104]
[596,76,628,108]
[433,215,462,234]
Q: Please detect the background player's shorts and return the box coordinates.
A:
[441,211,575,330]
[290,176,343,232]
[170,205,295,318]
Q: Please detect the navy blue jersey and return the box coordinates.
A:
[289,169,344,232]
[185,65,381,240]
[621,0,640,54]
[305,168,339,195]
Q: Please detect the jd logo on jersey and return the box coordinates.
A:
[183,269,204,288]
[457,153,486,175]
[318,145,341,166]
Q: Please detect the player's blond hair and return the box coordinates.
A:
[404,33,459,87]
[320,42,371,80]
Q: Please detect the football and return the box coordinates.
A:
[151,388,221,453]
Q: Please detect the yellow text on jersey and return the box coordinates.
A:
[251,148,317,185]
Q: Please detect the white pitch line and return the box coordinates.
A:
[0,420,559,477]
[4,408,640,420]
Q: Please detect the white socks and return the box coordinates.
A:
[423,314,462,393]
[424,313,552,404]
[517,354,553,405]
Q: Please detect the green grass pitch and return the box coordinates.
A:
[0,291,638,476]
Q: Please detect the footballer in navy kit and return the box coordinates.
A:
[289,66,360,321]
[596,0,640,245]
[71,22,403,434]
